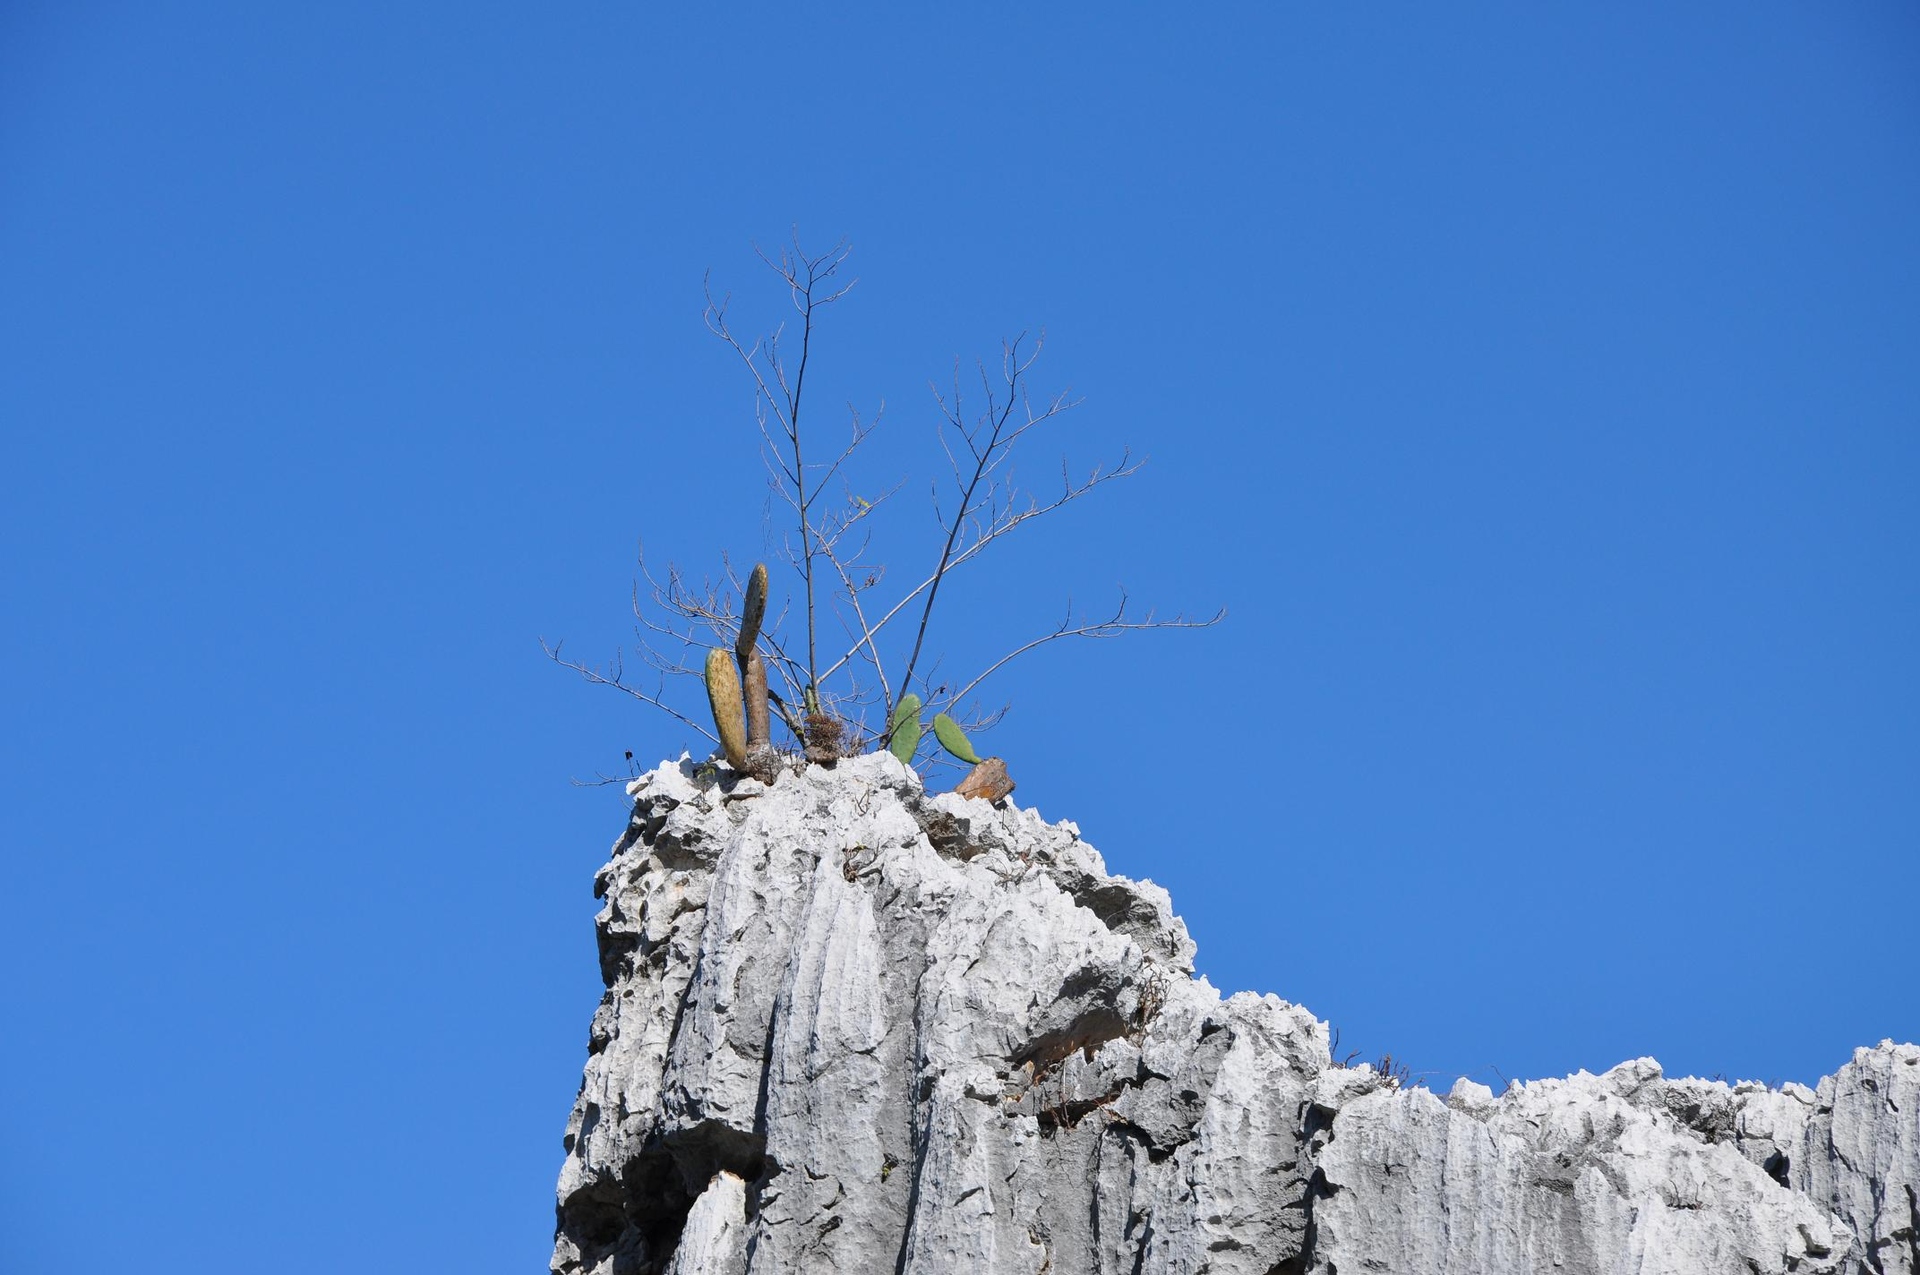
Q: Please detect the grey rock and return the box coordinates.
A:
[665,1174,748,1275]
[552,753,1916,1274]
[1646,1043,1920,1275]
[1309,1058,1845,1274]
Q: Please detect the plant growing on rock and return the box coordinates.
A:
[547,237,1218,786]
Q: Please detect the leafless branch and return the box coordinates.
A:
[570,772,643,789]
[703,238,859,708]
[816,443,1141,690]
[941,594,1225,712]
[554,238,1224,777]
[541,638,719,744]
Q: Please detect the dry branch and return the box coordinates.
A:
[552,237,1221,772]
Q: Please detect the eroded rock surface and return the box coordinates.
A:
[553,753,1916,1274]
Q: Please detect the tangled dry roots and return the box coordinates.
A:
[803,713,845,764]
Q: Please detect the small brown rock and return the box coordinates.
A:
[954,757,1014,803]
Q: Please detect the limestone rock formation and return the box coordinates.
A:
[552,752,1918,1274]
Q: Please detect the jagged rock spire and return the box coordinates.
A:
[554,753,1918,1275]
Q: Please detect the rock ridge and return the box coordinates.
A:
[553,752,1918,1274]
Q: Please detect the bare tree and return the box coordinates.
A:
[546,236,1220,777]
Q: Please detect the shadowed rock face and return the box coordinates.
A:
[553,753,1918,1275]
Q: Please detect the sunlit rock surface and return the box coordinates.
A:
[553,752,1916,1274]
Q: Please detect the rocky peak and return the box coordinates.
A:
[553,753,1918,1274]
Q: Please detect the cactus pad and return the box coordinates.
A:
[888,693,922,765]
[931,712,982,765]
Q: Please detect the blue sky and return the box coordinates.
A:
[3,4,1915,1271]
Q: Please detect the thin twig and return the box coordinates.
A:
[541,638,718,743]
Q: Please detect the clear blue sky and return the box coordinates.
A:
[3,5,1915,1271]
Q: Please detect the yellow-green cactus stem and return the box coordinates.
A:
[704,646,749,770]
[743,649,770,748]
[736,562,768,667]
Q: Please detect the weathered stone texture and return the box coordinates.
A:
[553,753,1916,1274]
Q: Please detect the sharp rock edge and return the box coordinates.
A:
[553,753,1919,1275]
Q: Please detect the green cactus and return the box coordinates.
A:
[704,646,749,770]
[931,712,982,765]
[735,563,771,748]
[887,693,922,765]
[737,563,767,666]
[742,649,770,748]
